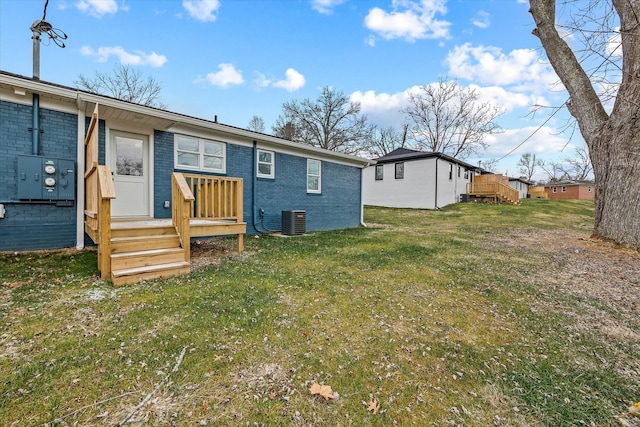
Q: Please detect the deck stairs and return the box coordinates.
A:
[109,220,190,286]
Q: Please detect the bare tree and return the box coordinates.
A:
[530,0,640,250]
[537,159,568,183]
[402,77,503,159]
[480,158,500,173]
[247,115,266,133]
[367,124,410,157]
[564,146,593,181]
[517,153,538,180]
[75,64,166,109]
[272,86,373,154]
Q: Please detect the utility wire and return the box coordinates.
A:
[498,28,622,162]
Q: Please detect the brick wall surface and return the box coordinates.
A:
[161,132,362,234]
[0,100,78,251]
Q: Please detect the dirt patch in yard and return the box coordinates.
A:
[498,228,640,374]
[189,238,254,270]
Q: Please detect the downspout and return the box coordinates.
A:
[31,94,40,155]
[252,141,258,233]
[75,96,85,249]
[434,157,439,209]
[360,164,368,227]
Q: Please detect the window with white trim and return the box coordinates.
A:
[375,164,384,180]
[307,159,321,193]
[449,164,453,180]
[562,186,567,192]
[257,149,275,178]
[395,162,404,179]
[175,135,226,173]
[588,186,592,192]
[552,186,557,193]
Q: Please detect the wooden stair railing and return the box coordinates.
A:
[172,172,196,263]
[181,173,245,252]
[466,182,519,205]
[96,166,116,278]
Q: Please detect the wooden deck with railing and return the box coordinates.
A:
[83,104,246,285]
[528,186,548,198]
[466,174,519,205]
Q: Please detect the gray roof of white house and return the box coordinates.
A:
[373,148,483,171]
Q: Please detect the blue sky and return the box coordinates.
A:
[0,0,583,178]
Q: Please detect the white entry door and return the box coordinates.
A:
[109,130,150,218]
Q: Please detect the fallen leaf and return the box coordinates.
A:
[367,399,380,414]
[269,391,277,399]
[309,382,334,400]
[630,404,640,417]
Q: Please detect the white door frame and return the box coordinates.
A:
[105,126,154,218]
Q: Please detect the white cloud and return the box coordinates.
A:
[470,84,535,113]
[471,10,490,29]
[80,46,167,67]
[183,0,220,22]
[76,0,118,17]
[481,127,570,159]
[605,29,622,57]
[254,68,306,91]
[445,43,557,90]
[311,0,346,15]
[364,0,451,43]
[203,63,244,87]
[273,68,306,91]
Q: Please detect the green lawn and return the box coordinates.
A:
[1,199,638,426]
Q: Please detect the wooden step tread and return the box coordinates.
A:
[111,247,183,259]
[111,261,190,278]
[111,234,177,242]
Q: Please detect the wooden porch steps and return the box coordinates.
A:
[109,220,190,286]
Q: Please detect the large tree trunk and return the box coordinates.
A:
[529,0,640,250]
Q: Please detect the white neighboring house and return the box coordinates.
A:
[508,177,533,200]
[363,148,482,209]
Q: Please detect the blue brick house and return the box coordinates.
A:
[0,71,372,283]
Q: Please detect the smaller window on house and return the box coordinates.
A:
[257,149,275,178]
[588,186,592,192]
[395,162,404,179]
[307,159,321,193]
[552,186,557,193]
[457,166,461,177]
[464,169,469,179]
[562,186,567,192]
[449,164,453,180]
[375,164,384,181]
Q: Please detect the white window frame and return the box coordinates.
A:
[174,135,226,173]
[257,149,275,179]
[307,158,321,194]
[562,186,567,192]
[552,186,557,193]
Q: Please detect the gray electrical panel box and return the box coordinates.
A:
[17,155,76,201]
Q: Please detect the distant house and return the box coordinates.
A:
[0,71,371,283]
[544,180,595,200]
[362,148,482,209]
[509,177,533,200]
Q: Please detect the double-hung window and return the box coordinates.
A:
[257,149,275,178]
[395,163,404,179]
[375,164,384,180]
[175,135,226,173]
[307,159,321,193]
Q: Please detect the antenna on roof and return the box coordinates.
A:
[31,0,67,79]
